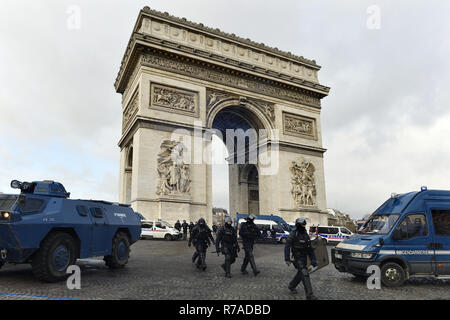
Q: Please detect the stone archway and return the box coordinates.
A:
[116,7,331,226]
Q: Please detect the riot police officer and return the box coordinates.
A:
[239,214,261,276]
[284,218,318,300]
[215,217,240,278]
[188,218,214,271]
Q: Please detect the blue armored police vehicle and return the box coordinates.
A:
[0,180,141,282]
[332,187,450,287]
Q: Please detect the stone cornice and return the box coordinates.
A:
[115,8,331,96]
[141,7,319,67]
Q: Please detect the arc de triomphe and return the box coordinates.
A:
[115,7,330,226]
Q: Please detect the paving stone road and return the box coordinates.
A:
[0,239,449,300]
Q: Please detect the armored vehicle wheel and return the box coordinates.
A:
[381,262,406,287]
[104,232,130,269]
[164,234,172,241]
[31,232,77,283]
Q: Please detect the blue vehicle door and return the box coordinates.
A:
[89,207,110,255]
[392,213,434,274]
[429,209,450,275]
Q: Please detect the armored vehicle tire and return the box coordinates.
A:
[381,262,406,287]
[164,234,172,241]
[31,232,77,283]
[104,232,130,269]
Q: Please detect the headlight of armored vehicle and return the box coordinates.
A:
[1,211,11,219]
[350,252,373,259]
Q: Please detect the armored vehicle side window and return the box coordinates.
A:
[17,197,44,214]
[90,207,104,218]
[76,205,88,217]
[431,210,450,236]
[395,214,428,239]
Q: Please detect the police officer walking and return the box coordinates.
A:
[284,218,318,300]
[239,214,261,276]
[215,217,240,278]
[188,218,214,271]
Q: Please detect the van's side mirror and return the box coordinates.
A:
[392,229,402,241]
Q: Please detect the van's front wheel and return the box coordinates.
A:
[164,234,173,241]
[381,262,406,287]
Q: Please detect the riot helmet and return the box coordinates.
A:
[295,218,307,229]
[247,214,256,223]
[225,216,233,226]
[198,218,206,228]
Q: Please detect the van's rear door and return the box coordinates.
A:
[429,209,450,275]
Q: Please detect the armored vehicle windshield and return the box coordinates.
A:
[0,195,18,211]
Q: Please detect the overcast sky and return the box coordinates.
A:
[1,0,449,219]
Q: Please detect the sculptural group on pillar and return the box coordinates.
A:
[290,157,316,206]
[156,140,191,196]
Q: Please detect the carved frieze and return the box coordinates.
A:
[290,157,316,206]
[156,140,191,196]
[150,83,199,117]
[122,89,139,132]
[283,112,317,140]
[141,51,321,109]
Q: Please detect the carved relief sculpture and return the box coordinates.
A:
[283,112,317,140]
[156,140,191,196]
[151,83,199,117]
[290,157,316,206]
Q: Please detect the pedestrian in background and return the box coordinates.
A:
[188,221,195,238]
[175,220,181,232]
[182,220,189,240]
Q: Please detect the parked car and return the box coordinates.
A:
[309,225,353,243]
[140,219,181,241]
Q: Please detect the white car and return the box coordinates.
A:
[140,220,182,241]
[309,225,353,243]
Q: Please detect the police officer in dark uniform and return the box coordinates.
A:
[215,217,240,278]
[188,218,214,271]
[239,214,261,276]
[284,218,318,300]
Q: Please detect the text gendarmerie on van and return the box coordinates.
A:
[179,304,271,317]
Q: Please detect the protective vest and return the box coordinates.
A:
[292,231,312,255]
[222,226,235,243]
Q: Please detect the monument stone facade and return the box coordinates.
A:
[115,7,330,226]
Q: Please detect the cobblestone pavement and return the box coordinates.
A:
[0,239,449,300]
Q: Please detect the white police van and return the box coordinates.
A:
[309,226,353,243]
[237,218,289,243]
[140,220,181,241]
